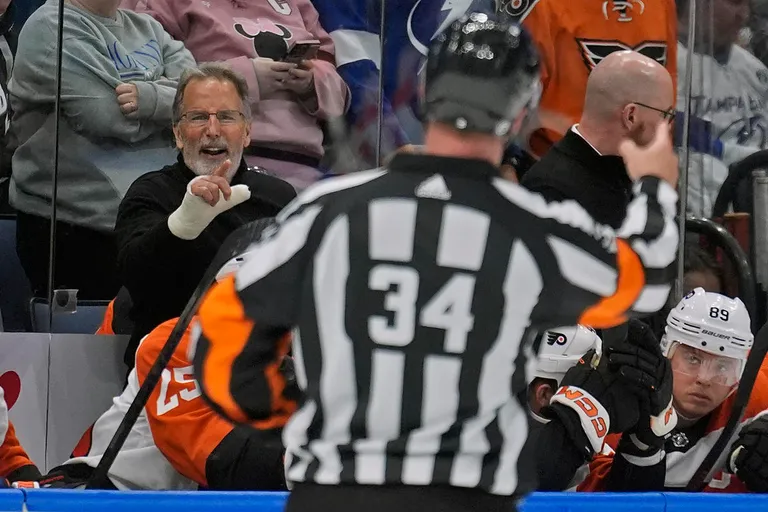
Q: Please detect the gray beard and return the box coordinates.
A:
[184,148,243,181]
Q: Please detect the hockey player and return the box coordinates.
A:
[0,387,41,484]
[578,287,768,492]
[38,255,296,490]
[192,12,679,512]
[528,326,603,420]
[528,320,676,491]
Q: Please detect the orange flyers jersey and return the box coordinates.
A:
[578,371,768,493]
[0,387,36,479]
[95,299,116,335]
[68,317,234,489]
[507,0,678,156]
[134,317,234,487]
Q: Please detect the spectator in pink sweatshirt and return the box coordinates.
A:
[122,0,349,190]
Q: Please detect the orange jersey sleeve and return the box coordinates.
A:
[576,434,620,492]
[95,299,116,335]
[135,317,235,488]
[0,422,39,479]
[517,0,678,156]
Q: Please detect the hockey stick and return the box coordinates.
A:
[685,320,768,490]
[85,217,275,489]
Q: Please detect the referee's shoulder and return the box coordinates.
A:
[491,176,607,239]
[294,168,389,207]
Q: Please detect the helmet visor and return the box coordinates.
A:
[669,342,742,387]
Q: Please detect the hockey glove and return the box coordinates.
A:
[544,347,641,458]
[610,320,677,456]
[728,414,768,492]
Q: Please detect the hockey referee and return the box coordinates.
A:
[191,12,679,512]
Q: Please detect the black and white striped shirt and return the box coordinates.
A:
[193,153,678,496]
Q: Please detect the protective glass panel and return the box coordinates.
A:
[677,0,764,329]
[31,0,381,335]
[1,0,46,332]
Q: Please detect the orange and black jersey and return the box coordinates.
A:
[497,0,677,156]
[0,422,41,483]
[578,371,768,492]
[137,318,291,490]
[65,317,293,490]
[192,153,678,496]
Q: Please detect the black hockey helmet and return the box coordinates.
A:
[423,11,541,137]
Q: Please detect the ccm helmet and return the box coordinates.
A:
[662,287,753,383]
[535,325,603,385]
[424,11,541,137]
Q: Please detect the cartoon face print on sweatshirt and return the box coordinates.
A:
[234,18,293,61]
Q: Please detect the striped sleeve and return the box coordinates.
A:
[191,203,318,425]
[578,177,678,327]
[494,175,678,328]
[192,171,385,425]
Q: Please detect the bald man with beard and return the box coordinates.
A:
[521,50,675,229]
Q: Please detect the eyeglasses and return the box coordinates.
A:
[179,110,245,126]
[634,102,676,124]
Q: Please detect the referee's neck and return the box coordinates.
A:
[423,123,504,166]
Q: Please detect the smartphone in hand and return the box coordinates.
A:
[284,40,320,64]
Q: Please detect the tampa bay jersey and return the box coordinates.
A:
[676,42,768,217]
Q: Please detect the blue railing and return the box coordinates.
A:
[0,490,765,512]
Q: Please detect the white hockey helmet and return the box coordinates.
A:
[215,248,259,282]
[662,287,753,381]
[534,325,603,385]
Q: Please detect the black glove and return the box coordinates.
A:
[728,415,768,492]
[608,320,677,453]
[543,345,642,459]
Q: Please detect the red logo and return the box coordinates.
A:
[0,371,21,410]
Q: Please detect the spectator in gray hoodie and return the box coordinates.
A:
[8,0,195,299]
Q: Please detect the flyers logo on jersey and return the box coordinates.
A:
[577,39,667,71]
[602,0,645,22]
[495,0,541,20]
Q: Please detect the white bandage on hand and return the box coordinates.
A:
[550,385,611,454]
[167,177,251,240]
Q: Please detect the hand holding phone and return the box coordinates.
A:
[284,40,320,65]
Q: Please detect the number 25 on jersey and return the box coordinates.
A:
[156,365,201,416]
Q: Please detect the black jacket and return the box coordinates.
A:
[114,155,296,367]
[521,129,632,229]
